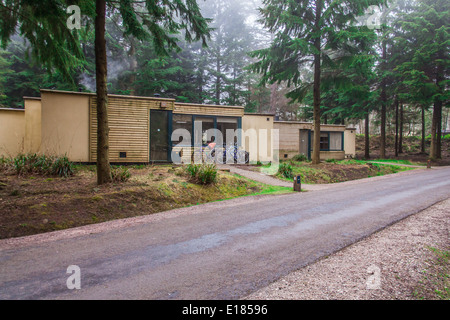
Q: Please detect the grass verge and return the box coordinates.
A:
[271,159,416,184]
[413,246,449,300]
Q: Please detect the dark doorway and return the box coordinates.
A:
[150,110,170,161]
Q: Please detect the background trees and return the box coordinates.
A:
[0,0,448,162]
[248,0,387,164]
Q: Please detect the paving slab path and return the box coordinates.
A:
[221,165,327,191]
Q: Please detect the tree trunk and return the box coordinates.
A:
[394,97,399,157]
[430,104,438,159]
[311,0,323,165]
[365,112,370,160]
[215,55,221,103]
[436,62,444,159]
[421,106,425,154]
[431,63,444,159]
[95,0,112,185]
[128,39,137,96]
[436,101,442,159]
[379,39,387,159]
[399,103,403,154]
[269,83,278,114]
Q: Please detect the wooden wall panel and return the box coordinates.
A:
[90,97,162,162]
[174,103,244,117]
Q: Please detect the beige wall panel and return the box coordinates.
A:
[242,114,274,162]
[273,122,302,151]
[274,122,347,152]
[24,99,42,154]
[0,109,25,157]
[344,128,356,158]
[40,92,90,161]
[320,151,345,160]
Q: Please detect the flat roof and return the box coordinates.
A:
[40,89,176,102]
[244,113,275,116]
[23,96,42,101]
[175,102,244,109]
[0,107,24,111]
[274,120,346,127]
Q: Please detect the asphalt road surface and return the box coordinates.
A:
[1,167,449,300]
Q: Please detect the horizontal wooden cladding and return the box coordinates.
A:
[90,97,151,162]
[174,103,244,117]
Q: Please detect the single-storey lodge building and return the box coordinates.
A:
[0,90,356,164]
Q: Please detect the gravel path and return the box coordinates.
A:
[245,198,449,300]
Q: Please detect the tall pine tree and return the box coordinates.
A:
[249,0,387,164]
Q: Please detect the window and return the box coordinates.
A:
[217,117,238,147]
[320,132,329,150]
[310,131,343,151]
[172,114,192,146]
[329,132,343,151]
[194,117,215,146]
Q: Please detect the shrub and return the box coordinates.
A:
[292,154,308,162]
[51,156,74,178]
[185,163,200,179]
[0,156,12,172]
[111,166,131,182]
[13,153,37,175]
[185,163,217,185]
[6,153,75,177]
[279,163,293,179]
[325,158,337,163]
[197,164,217,185]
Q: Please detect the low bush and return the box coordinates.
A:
[279,163,293,179]
[197,164,217,185]
[185,163,200,178]
[292,154,308,162]
[1,153,75,177]
[50,156,74,178]
[111,166,131,182]
[185,163,217,185]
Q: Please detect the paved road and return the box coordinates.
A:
[1,167,449,300]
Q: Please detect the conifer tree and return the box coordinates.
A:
[249,0,387,164]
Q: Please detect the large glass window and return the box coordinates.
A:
[172,114,192,146]
[217,117,238,147]
[194,117,215,146]
[172,114,240,148]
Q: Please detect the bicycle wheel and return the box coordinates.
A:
[236,150,247,164]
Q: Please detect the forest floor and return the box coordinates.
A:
[0,165,291,239]
[355,134,450,166]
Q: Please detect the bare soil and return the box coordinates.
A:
[0,165,271,240]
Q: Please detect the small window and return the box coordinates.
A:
[319,133,329,150]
